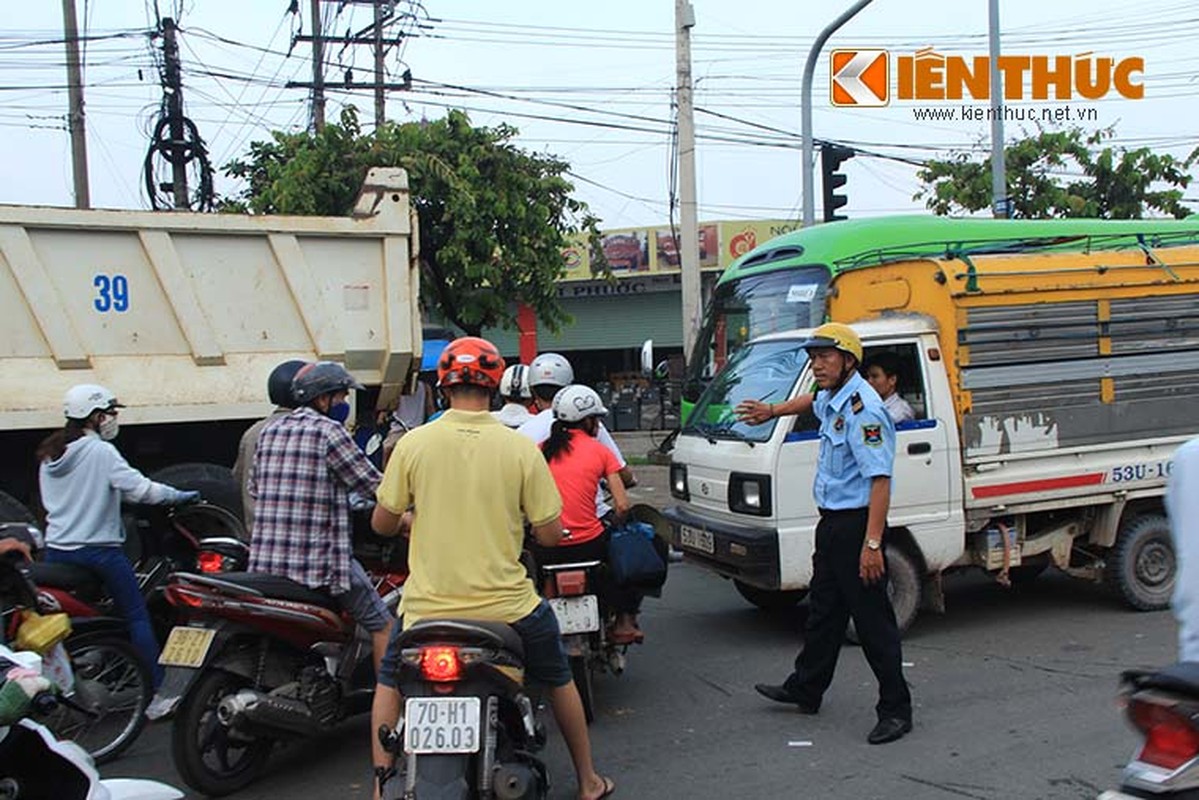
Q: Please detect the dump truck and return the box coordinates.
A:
[0,168,421,524]
[664,216,1199,633]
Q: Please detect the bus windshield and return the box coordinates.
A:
[684,265,830,403]
[683,339,808,445]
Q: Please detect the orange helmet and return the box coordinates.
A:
[437,336,505,390]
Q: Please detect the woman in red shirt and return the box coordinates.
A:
[536,385,641,643]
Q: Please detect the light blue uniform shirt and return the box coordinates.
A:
[1167,436,1199,661]
[812,371,896,510]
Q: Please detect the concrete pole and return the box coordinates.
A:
[61,0,90,208]
[310,0,326,132]
[162,18,189,210]
[988,0,1008,218]
[374,0,386,128]
[676,0,702,365]
[801,0,873,226]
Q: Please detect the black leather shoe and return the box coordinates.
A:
[754,684,818,714]
[867,717,912,744]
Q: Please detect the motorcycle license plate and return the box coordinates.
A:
[158,626,216,668]
[679,524,714,554]
[404,697,481,754]
[549,595,599,634]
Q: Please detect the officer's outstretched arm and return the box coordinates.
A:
[735,392,815,426]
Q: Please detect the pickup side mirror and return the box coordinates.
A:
[640,339,654,377]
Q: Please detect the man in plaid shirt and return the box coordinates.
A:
[248,361,394,670]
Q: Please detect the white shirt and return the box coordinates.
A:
[883,392,915,424]
[493,403,532,429]
[517,408,627,516]
[1168,436,1199,661]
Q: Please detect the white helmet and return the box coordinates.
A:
[499,364,532,400]
[529,352,574,388]
[552,385,608,423]
[63,384,123,420]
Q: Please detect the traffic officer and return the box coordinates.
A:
[735,322,913,745]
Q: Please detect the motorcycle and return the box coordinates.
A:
[157,566,405,796]
[377,617,549,800]
[0,643,183,800]
[31,502,249,644]
[0,524,152,765]
[539,558,625,725]
[1099,662,1199,799]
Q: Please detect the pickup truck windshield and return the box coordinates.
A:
[683,339,807,444]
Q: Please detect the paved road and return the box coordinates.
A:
[104,550,1173,800]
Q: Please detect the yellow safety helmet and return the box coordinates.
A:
[800,322,863,363]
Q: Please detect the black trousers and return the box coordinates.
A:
[782,508,912,722]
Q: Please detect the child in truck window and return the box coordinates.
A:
[864,351,915,424]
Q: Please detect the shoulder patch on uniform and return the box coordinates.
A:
[862,423,883,446]
[850,392,864,414]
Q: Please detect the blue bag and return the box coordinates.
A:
[607,521,667,589]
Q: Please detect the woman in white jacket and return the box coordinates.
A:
[37,384,198,688]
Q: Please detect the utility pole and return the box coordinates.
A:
[676,0,701,366]
[61,0,90,208]
[162,18,188,209]
[801,0,872,226]
[374,0,387,128]
[988,0,1008,218]
[310,0,326,132]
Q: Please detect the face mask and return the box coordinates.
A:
[328,401,351,424]
[98,414,120,441]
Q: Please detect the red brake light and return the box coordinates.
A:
[421,646,462,682]
[555,570,588,597]
[1131,700,1199,770]
[197,552,224,573]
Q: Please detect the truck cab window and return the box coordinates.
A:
[862,343,926,424]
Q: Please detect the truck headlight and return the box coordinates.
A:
[729,472,772,516]
[670,462,689,501]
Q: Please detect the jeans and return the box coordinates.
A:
[46,546,163,688]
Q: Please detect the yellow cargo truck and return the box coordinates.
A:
[665,216,1199,632]
[0,168,421,524]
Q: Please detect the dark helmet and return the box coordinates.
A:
[267,360,309,407]
[291,361,364,404]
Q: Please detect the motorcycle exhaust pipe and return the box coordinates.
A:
[217,689,320,737]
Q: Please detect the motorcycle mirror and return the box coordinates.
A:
[640,339,654,377]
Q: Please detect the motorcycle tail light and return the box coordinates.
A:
[164,585,205,609]
[554,570,588,597]
[1130,698,1199,770]
[197,552,225,573]
[421,646,462,682]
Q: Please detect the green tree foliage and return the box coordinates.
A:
[223,107,601,335]
[915,126,1197,219]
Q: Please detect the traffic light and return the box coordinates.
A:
[820,144,855,223]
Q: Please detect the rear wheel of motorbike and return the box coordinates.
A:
[1107,513,1175,611]
[172,669,273,796]
[733,580,808,612]
[570,655,595,724]
[412,754,471,799]
[44,633,151,764]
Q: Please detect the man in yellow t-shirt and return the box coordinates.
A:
[369,337,614,800]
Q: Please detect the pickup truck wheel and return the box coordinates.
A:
[1108,513,1174,611]
[847,544,921,643]
[0,490,35,524]
[734,580,808,612]
[150,463,244,531]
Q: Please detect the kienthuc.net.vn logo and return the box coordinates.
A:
[830,49,1144,107]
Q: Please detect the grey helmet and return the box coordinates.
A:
[291,361,364,404]
[529,352,574,389]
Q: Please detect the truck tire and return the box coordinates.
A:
[847,544,921,643]
[0,490,35,524]
[1107,513,1175,611]
[734,580,808,612]
[150,463,244,525]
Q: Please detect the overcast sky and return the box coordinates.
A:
[1,0,1194,229]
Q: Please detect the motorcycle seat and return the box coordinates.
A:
[209,572,340,610]
[1125,661,1199,697]
[27,561,105,595]
[397,618,525,658]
